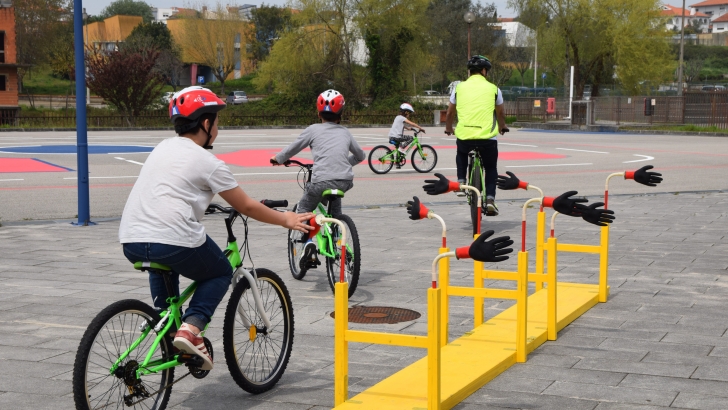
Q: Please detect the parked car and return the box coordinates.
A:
[226,91,249,104]
[424,90,440,96]
[702,85,726,92]
[510,86,530,95]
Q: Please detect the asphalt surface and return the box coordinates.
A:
[1,127,726,222]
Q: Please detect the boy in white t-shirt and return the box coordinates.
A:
[119,86,312,370]
[387,103,425,167]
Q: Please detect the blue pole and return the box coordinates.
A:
[73,0,91,226]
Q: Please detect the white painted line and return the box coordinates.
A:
[64,176,139,180]
[623,154,654,163]
[0,178,23,181]
[232,171,302,176]
[506,163,593,168]
[500,143,538,147]
[114,157,145,166]
[556,148,609,154]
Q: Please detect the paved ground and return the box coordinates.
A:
[1,127,727,221]
[0,188,727,409]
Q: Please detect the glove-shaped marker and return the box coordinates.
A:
[579,202,615,227]
[542,191,588,217]
[423,173,460,195]
[626,165,663,187]
[455,230,514,263]
[406,196,430,220]
[497,171,529,190]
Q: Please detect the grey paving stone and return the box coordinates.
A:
[594,404,686,410]
[0,393,75,410]
[485,374,555,394]
[573,358,696,378]
[462,388,599,409]
[597,338,713,356]
[542,381,677,407]
[671,392,728,410]
[504,363,627,386]
[691,363,728,382]
[619,374,728,398]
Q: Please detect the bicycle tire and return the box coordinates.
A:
[287,204,308,280]
[411,144,438,173]
[368,145,394,174]
[223,268,294,394]
[469,163,482,237]
[325,214,361,297]
[73,299,174,410]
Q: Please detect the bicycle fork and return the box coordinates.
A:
[232,268,273,329]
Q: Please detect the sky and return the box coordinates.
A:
[82,0,516,18]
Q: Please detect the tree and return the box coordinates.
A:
[510,0,674,98]
[123,22,185,90]
[175,4,253,95]
[250,5,293,63]
[86,47,165,125]
[101,0,154,23]
[15,0,70,90]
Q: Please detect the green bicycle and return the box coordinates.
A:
[368,129,437,174]
[466,148,487,237]
[72,202,294,410]
[276,159,361,298]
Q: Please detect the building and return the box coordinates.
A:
[151,7,179,24]
[84,15,143,51]
[495,18,534,47]
[690,0,728,20]
[0,2,22,122]
[713,12,728,31]
[237,4,257,20]
[662,4,710,32]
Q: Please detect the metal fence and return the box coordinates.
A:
[515,92,728,129]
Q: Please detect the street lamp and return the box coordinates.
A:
[464,11,475,59]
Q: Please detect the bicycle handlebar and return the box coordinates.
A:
[205,203,234,215]
[271,158,313,169]
[261,199,288,208]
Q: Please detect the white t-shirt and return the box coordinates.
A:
[119,137,239,248]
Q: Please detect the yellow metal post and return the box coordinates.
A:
[427,287,442,410]
[516,251,528,362]
[546,237,558,340]
[599,225,610,303]
[535,211,545,291]
[438,247,449,347]
[473,233,484,327]
[334,282,349,406]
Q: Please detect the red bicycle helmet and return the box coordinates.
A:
[169,86,226,121]
[169,86,226,149]
[316,89,345,115]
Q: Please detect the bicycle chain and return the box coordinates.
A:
[94,371,192,410]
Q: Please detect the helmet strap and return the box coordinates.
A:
[202,117,214,150]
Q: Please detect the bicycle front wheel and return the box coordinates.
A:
[469,164,482,237]
[368,145,394,174]
[411,144,438,173]
[325,214,361,297]
[223,268,294,394]
[73,299,174,410]
[287,204,308,280]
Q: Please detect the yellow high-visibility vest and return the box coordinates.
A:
[455,75,499,140]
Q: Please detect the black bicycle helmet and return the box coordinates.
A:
[467,55,492,71]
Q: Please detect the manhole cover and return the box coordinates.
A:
[330,306,421,324]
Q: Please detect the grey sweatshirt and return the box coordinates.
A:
[275,122,366,183]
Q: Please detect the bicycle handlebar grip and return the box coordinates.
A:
[308,216,321,237]
[261,199,288,208]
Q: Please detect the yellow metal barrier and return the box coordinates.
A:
[334,281,443,409]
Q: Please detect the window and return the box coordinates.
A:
[0,75,6,91]
[0,32,5,64]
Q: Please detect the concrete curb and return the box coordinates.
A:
[514,122,728,137]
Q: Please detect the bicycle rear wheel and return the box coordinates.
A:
[368,145,394,174]
[411,144,438,173]
[73,299,174,410]
[469,163,482,237]
[287,204,308,280]
[223,268,294,394]
[325,214,361,297]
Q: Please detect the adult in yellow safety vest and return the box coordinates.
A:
[444,55,508,216]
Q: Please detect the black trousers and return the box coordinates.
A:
[456,138,498,199]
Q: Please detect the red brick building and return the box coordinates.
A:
[0,5,20,121]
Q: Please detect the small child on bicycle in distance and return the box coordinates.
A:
[388,103,426,164]
[271,89,366,267]
[119,86,312,371]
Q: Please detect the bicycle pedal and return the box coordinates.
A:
[177,353,204,368]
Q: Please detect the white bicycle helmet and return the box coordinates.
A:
[400,103,414,113]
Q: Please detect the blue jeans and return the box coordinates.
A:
[123,236,233,330]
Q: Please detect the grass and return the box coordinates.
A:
[22,66,74,95]
[623,124,728,134]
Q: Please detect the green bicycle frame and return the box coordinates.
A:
[110,240,242,379]
[312,203,354,261]
[468,155,485,201]
[381,136,423,163]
